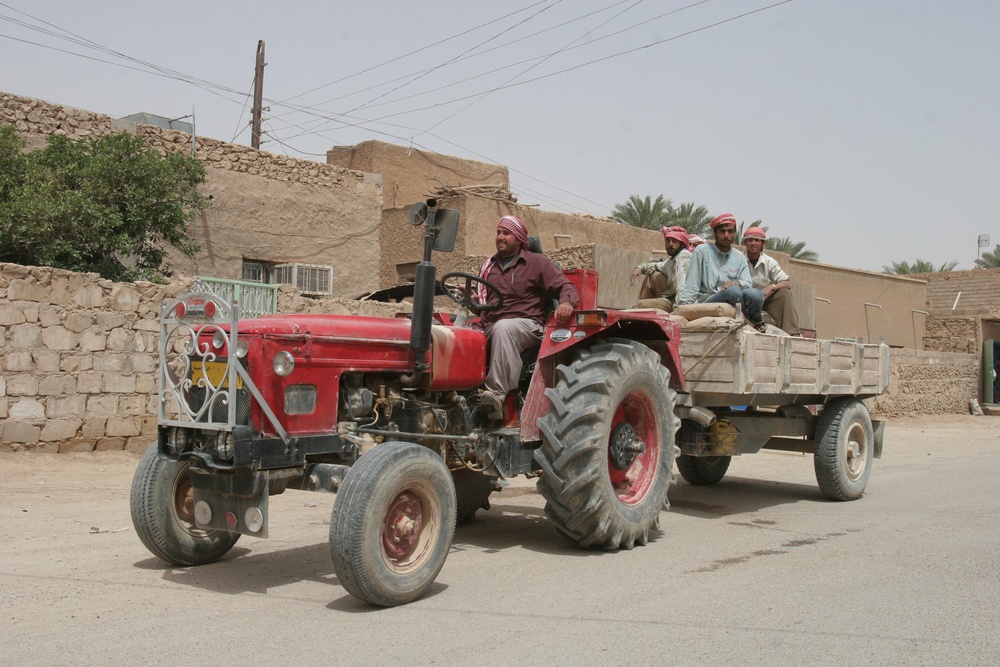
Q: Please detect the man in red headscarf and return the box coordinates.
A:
[743,226,800,335]
[475,215,579,418]
[629,225,692,312]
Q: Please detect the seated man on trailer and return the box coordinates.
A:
[742,226,801,336]
[476,215,579,418]
[628,225,692,312]
[677,212,767,333]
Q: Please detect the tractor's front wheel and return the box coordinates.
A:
[130,444,240,566]
[329,442,456,607]
[535,339,678,550]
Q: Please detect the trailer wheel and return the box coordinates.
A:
[677,455,732,485]
[130,444,240,566]
[453,470,495,524]
[330,442,456,607]
[535,339,678,550]
[814,399,873,501]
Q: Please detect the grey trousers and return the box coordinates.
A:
[485,317,544,395]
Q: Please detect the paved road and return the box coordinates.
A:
[2,415,998,666]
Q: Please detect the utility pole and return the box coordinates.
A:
[251,40,266,149]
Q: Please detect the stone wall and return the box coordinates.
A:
[917,267,1000,313]
[874,349,980,417]
[1,91,383,298]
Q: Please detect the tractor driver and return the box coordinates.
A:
[476,215,579,418]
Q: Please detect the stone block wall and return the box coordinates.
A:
[873,349,980,417]
[0,262,407,453]
[917,268,1000,312]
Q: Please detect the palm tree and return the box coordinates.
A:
[662,202,713,237]
[767,236,819,262]
[882,259,958,275]
[610,195,672,230]
[976,245,1000,269]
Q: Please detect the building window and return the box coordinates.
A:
[242,260,272,284]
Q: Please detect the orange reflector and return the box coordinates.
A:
[575,312,606,327]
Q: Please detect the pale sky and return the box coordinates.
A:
[2,0,997,272]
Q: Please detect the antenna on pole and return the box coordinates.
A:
[251,40,266,150]
[978,234,990,263]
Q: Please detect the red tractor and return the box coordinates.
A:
[131,200,686,606]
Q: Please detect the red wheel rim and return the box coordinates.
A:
[381,490,424,562]
[607,391,660,505]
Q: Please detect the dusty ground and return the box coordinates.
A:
[2,414,999,665]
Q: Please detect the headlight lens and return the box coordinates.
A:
[235,338,249,359]
[166,427,189,455]
[216,432,235,460]
[212,330,226,350]
[273,351,295,376]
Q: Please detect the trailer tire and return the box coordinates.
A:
[677,454,732,485]
[814,399,873,501]
[330,442,456,607]
[453,470,495,524]
[130,444,240,566]
[535,339,678,550]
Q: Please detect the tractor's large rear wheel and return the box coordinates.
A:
[535,339,678,550]
[330,442,456,607]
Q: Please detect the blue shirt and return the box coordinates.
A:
[678,243,753,305]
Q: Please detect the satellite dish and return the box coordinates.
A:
[409,202,428,226]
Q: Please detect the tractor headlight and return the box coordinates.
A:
[235,338,249,359]
[216,432,235,460]
[166,427,190,455]
[273,351,295,376]
[212,330,226,350]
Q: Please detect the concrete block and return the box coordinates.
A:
[0,303,27,325]
[9,323,41,348]
[87,395,120,415]
[46,394,87,418]
[96,437,126,451]
[118,395,145,415]
[9,398,45,420]
[93,352,126,372]
[5,350,34,371]
[110,285,140,312]
[79,330,107,352]
[95,313,127,330]
[74,284,105,308]
[0,375,5,396]
[140,416,157,435]
[64,313,94,333]
[130,353,157,373]
[104,374,136,394]
[106,416,141,437]
[107,329,133,351]
[41,418,82,441]
[2,422,41,444]
[59,438,98,453]
[6,375,38,396]
[32,350,61,372]
[81,417,108,437]
[38,374,76,396]
[77,372,104,394]
[0,397,7,419]
[41,325,76,351]
[38,307,62,327]
[8,278,47,301]
[136,374,157,395]
[60,354,94,373]
[124,438,151,453]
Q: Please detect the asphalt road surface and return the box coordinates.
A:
[2,414,998,666]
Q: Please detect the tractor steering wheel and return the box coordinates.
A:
[439,272,504,313]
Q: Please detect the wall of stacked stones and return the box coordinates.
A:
[1,91,369,189]
[0,262,406,453]
[873,349,980,417]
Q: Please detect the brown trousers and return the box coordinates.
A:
[763,287,800,335]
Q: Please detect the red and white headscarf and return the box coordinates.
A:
[660,225,691,251]
[477,215,530,303]
[688,234,706,247]
[743,226,767,241]
[710,213,737,231]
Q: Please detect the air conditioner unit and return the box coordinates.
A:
[274,263,333,296]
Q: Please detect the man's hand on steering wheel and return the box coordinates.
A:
[439,272,504,312]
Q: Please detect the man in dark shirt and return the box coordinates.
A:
[476,215,578,416]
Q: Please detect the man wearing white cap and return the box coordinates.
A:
[743,226,800,335]
[678,213,767,332]
[476,215,579,418]
[629,225,692,312]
